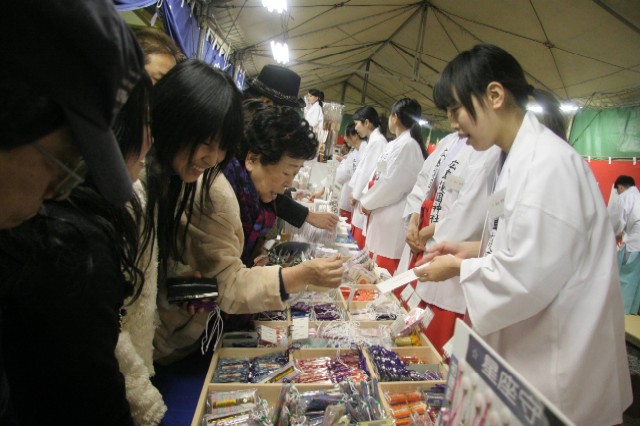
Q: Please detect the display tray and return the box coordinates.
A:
[339,284,381,304]
[193,383,337,426]
[192,344,448,426]
[367,346,447,383]
[347,299,404,322]
[252,308,290,322]
[377,381,444,420]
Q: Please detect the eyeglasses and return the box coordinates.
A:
[33,143,88,200]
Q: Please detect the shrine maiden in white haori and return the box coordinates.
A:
[460,113,631,425]
[360,129,423,259]
[349,127,387,234]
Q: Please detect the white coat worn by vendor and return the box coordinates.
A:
[608,175,640,314]
[399,131,501,354]
[348,106,387,249]
[335,128,367,220]
[361,98,426,275]
[418,43,631,424]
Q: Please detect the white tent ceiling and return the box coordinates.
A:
[200,0,640,128]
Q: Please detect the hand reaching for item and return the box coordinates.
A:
[306,211,339,230]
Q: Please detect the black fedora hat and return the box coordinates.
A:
[245,65,305,108]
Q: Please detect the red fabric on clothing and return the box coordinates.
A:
[369,253,400,276]
[339,209,352,224]
[417,300,463,356]
[393,199,433,300]
[352,226,366,250]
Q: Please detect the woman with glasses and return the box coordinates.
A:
[0,78,154,425]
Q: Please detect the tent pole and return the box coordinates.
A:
[361,60,371,104]
[413,3,428,81]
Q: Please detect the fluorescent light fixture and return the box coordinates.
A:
[418,119,429,126]
[560,103,579,112]
[270,41,289,64]
[262,0,287,14]
[527,104,543,114]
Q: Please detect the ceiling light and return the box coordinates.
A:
[270,41,289,64]
[527,104,543,114]
[560,103,579,112]
[262,0,287,14]
[418,119,429,126]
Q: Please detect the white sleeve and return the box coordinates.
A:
[404,156,437,218]
[432,147,501,243]
[351,137,385,200]
[304,104,323,128]
[360,142,423,211]
[608,196,625,235]
[335,152,355,185]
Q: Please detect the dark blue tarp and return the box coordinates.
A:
[114,0,157,12]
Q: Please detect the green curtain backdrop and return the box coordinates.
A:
[570,107,640,157]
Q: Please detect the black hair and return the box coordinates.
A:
[390,98,427,159]
[112,73,152,164]
[240,100,318,165]
[0,72,66,150]
[345,122,358,138]
[615,175,635,188]
[308,89,324,107]
[352,106,381,128]
[433,43,566,139]
[111,75,154,304]
[145,59,243,281]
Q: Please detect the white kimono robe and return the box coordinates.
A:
[360,129,423,259]
[460,112,631,424]
[396,133,463,274]
[304,102,323,129]
[414,142,502,313]
[349,128,387,231]
[608,185,640,251]
[335,142,366,212]
[403,133,459,218]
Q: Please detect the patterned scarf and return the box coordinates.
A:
[223,157,277,266]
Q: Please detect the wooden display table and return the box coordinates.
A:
[625,315,640,347]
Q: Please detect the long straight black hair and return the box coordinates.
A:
[390,98,427,159]
[144,59,243,281]
[433,43,565,139]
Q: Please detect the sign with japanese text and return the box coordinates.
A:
[441,320,573,426]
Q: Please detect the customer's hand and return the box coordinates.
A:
[302,256,344,288]
[306,211,339,230]
[282,256,344,294]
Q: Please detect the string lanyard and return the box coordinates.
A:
[201,306,223,354]
[478,151,508,257]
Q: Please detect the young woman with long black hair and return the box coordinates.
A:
[416,43,631,424]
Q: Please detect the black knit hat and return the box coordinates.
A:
[245,65,305,108]
[1,0,145,205]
